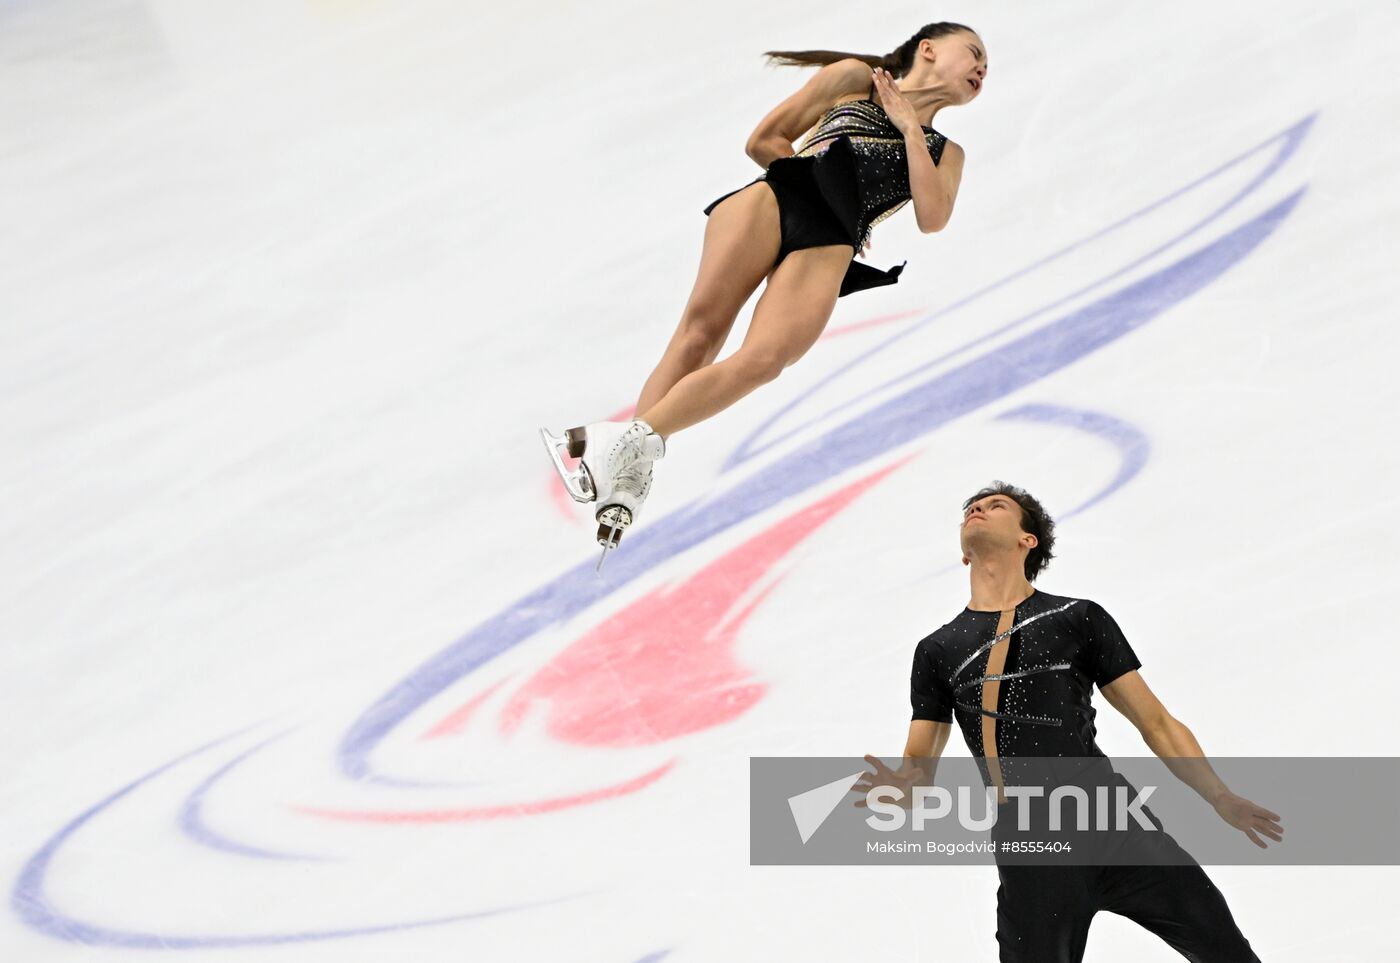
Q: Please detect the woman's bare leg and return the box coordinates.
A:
[628,181,782,422]
[638,352,775,438]
[639,244,851,440]
[632,315,733,416]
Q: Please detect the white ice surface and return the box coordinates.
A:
[3,1,1398,960]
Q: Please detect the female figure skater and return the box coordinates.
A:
[542,21,986,570]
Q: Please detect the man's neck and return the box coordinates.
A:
[966,556,1035,612]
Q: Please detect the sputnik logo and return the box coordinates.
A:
[788,771,868,844]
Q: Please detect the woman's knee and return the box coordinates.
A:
[730,346,787,385]
[670,321,729,368]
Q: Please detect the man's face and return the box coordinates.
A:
[959,493,1034,561]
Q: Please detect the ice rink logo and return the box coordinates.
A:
[13,113,1317,947]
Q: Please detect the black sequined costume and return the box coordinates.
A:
[910,589,1261,963]
[703,78,948,298]
[909,590,1140,765]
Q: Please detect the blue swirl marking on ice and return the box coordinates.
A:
[336,183,1307,782]
[180,729,484,825]
[993,404,1151,518]
[722,114,1316,470]
[11,728,587,947]
[177,728,330,862]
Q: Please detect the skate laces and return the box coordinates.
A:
[613,459,653,499]
[610,421,658,474]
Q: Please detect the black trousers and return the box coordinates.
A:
[993,794,1260,962]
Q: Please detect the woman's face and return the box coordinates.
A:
[932,31,988,103]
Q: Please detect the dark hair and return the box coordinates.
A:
[962,481,1057,582]
[761,22,978,78]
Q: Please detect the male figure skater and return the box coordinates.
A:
[855,481,1281,962]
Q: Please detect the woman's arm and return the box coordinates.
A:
[905,137,964,233]
[869,67,965,232]
[745,58,872,168]
[746,136,794,169]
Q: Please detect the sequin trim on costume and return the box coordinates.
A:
[952,662,1076,697]
[949,600,1083,684]
[792,97,948,251]
[951,702,1065,727]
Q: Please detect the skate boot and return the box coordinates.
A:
[595,457,656,571]
[539,417,666,569]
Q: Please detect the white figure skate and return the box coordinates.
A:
[596,457,655,556]
[539,417,666,572]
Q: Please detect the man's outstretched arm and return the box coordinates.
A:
[1098,669,1232,804]
[1101,670,1284,847]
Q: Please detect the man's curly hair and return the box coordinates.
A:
[962,481,1057,581]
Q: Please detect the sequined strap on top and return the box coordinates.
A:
[795,78,942,159]
[795,99,940,158]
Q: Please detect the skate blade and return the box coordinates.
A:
[593,504,635,575]
[596,519,624,575]
[539,426,594,503]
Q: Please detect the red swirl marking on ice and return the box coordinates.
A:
[298,456,912,823]
[419,676,513,740]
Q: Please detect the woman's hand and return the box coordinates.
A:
[857,235,872,260]
[871,67,921,138]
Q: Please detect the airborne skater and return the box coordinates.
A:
[542,22,982,571]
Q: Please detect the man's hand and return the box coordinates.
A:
[1211,790,1284,848]
[851,754,926,810]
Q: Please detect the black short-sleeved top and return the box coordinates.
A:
[909,589,1142,760]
